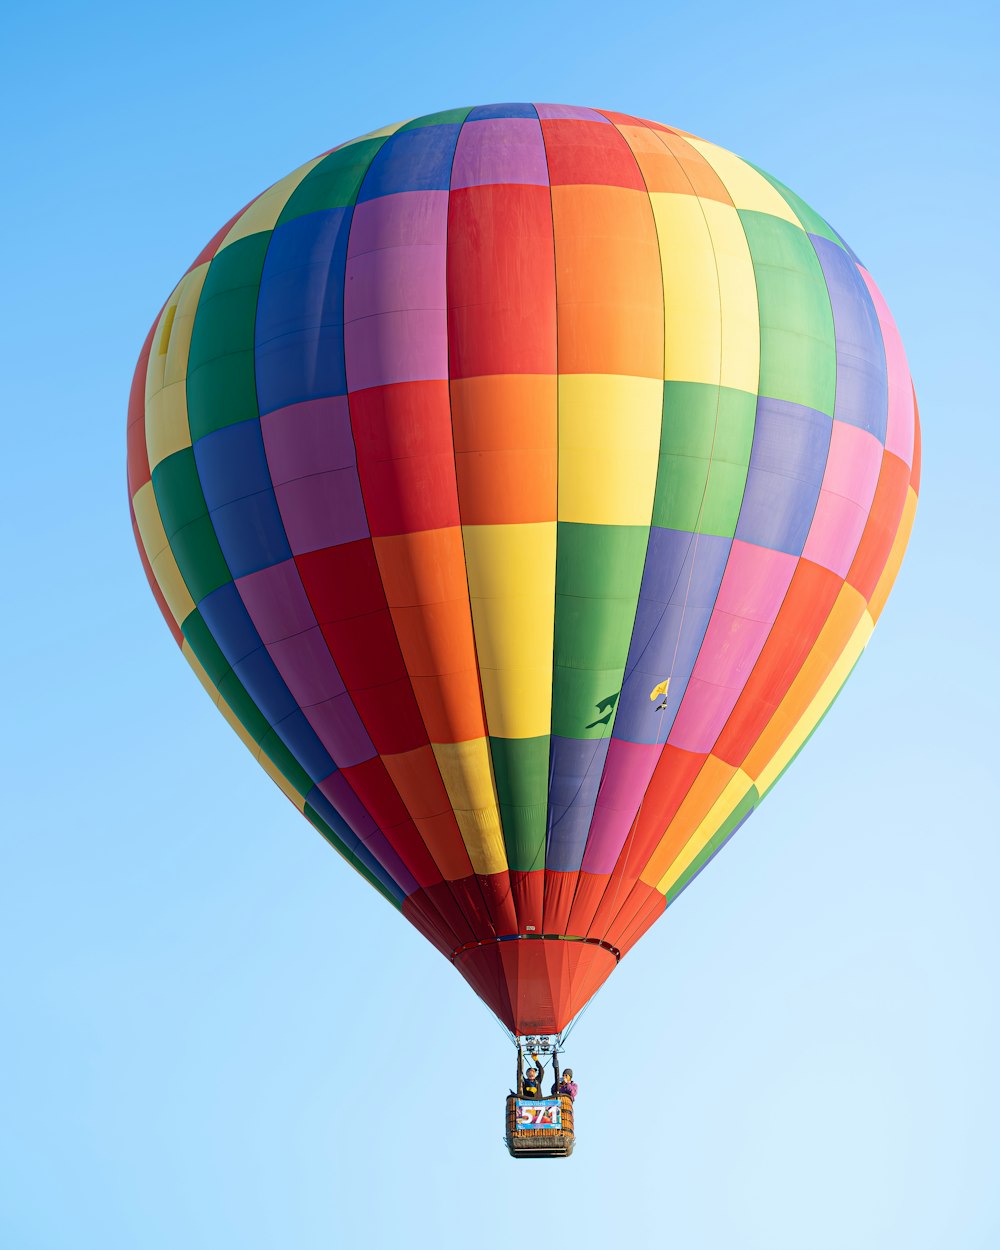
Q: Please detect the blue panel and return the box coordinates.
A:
[467,103,537,120]
[614,529,732,744]
[356,125,463,201]
[735,398,832,555]
[200,581,262,665]
[233,646,298,725]
[255,207,352,414]
[194,418,272,509]
[272,709,336,783]
[545,736,611,872]
[209,491,291,580]
[812,235,888,442]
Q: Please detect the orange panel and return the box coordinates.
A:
[640,755,737,886]
[551,184,663,378]
[450,375,558,525]
[609,118,734,203]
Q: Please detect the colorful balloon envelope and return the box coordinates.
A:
[128,104,919,1037]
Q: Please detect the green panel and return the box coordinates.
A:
[552,523,650,739]
[304,806,401,910]
[750,166,843,249]
[740,210,837,417]
[186,233,270,441]
[217,668,271,743]
[169,515,232,604]
[664,784,760,906]
[653,383,757,536]
[400,107,472,130]
[277,139,388,222]
[258,726,313,797]
[181,608,231,686]
[490,735,549,871]
[152,448,206,539]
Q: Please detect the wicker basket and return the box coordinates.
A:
[504,1093,576,1158]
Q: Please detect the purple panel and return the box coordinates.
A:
[345,243,447,320]
[315,770,417,893]
[614,529,732,744]
[343,309,448,392]
[254,207,352,414]
[356,125,462,202]
[233,646,298,724]
[580,740,662,873]
[545,736,611,872]
[534,103,611,122]
[305,785,414,898]
[236,559,318,643]
[811,235,887,442]
[274,468,369,554]
[266,627,346,705]
[451,118,550,189]
[260,396,356,486]
[302,693,375,768]
[734,398,832,556]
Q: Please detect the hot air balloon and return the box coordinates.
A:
[127,105,919,1118]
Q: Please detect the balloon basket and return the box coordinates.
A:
[504,1093,575,1159]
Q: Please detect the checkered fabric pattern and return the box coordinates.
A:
[128,105,919,1034]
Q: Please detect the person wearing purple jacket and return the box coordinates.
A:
[553,1068,578,1101]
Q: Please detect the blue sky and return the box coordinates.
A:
[2,2,997,1247]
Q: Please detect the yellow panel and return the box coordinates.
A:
[145,263,208,468]
[431,739,507,876]
[649,193,759,392]
[150,545,195,625]
[132,480,169,563]
[686,140,802,226]
[656,768,755,893]
[163,263,209,387]
[869,486,918,622]
[220,155,326,249]
[755,611,875,797]
[462,522,556,739]
[557,374,662,525]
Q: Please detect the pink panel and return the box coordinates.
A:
[534,103,610,122]
[343,309,448,391]
[348,190,449,252]
[859,268,915,467]
[802,421,883,577]
[344,244,447,320]
[581,740,662,873]
[451,118,550,189]
[713,541,798,621]
[668,677,745,754]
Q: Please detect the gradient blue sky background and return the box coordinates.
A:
[3,2,997,1246]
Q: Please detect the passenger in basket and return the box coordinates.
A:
[553,1068,578,1101]
[521,1055,545,1098]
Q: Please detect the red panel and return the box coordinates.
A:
[296,541,387,623]
[449,875,497,941]
[714,559,843,766]
[401,893,455,957]
[627,746,709,873]
[542,870,578,933]
[541,119,646,189]
[454,943,514,1029]
[336,759,438,885]
[565,872,611,937]
[846,451,910,601]
[126,319,156,497]
[510,870,544,933]
[349,381,460,535]
[478,872,519,935]
[447,183,557,378]
[415,881,479,947]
